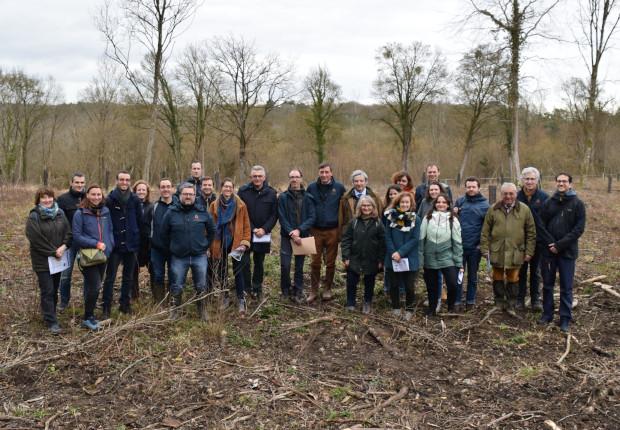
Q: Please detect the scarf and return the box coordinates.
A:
[38,202,59,219]
[117,187,131,205]
[216,195,236,251]
[385,207,416,231]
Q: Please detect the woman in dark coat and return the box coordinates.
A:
[132,180,152,299]
[25,188,72,334]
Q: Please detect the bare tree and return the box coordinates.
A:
[304,66,342,164]
[455,45,508,184]
[96,0,200,181]
[468,0,560,177]
[158,73,185,181]
[373,41,447,171]
[209,36,294,177]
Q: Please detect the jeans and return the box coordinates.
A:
[36,271,61,325]
[242,250,266,295]
[424,267,458,311]
[541,255,575,321]
[346,269,376,306]
[213,254,247,299]
[388,270,418,311]
[280,238,305,296]
[518,245,543,303]
[83,263,106,320]
[102,250,137,309]
[169,254,208,296]
[310,227,339,291]
[457,249,482,305]
[150,247,171,285]
[59,246,77,305]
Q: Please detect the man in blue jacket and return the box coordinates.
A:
[415,164,453,209]
[143,178,174,304]
[102,171,143,317]
[238,165,278,301]
[454,176,489,310]
[539,173,586,333]
[278,168,316,303]
[517,166,549,311]
[306,162,346,303]
[162,183,216,321]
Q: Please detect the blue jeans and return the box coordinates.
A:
[150,247,171,285]
[541,255,575,322]
[213,255,247,299]
[346,269,376,306]
[102,250,137,309]
[59,246,77,305]
[170,254,207,296]
[457,249,482,305]
[280,238,305,296]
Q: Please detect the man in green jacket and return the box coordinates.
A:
[480,183,536,314]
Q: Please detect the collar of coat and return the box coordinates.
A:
[492,200,523,211]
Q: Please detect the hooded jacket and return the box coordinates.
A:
[106,187,143,253]
[419,211,463,269]
[338,186,383,235]
[161,201,216,258]
[455,193,490,252]
[238,181,278,253]
[277,186,316,238]
[306,178,346,229]
[540,190,586,260]
[25,206,72,272]
[517,187,549,245]
[72,206,115,258]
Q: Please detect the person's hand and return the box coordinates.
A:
[549,243,559,254]
[290,229,301,238]
[55,245,66,259]
[96,242,106,251]
[293,236,302,246]
[459,267,464,272]
[235,245,247,252]
[206,249,211,258]
[524,254,532,262]
[254,228,265,237]
[378,262,383,270]
[344,260,349,268]
[391,252,401,262]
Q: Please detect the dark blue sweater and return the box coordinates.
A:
[106,188,143,253]
[306,178,345,229]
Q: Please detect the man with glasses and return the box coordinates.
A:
[238,165,278,301]
[539,173,586,333]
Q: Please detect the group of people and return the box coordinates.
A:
[25,162,585,335]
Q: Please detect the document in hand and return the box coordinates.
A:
[253,233,272,243]
[392,258,409,272]
[48,252,70,275]
[291,237,317,255]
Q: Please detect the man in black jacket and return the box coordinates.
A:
[57,172,86,311]
[539,173,586,333]
[238,165,278,301]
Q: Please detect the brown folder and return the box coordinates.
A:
[291,237,317,255]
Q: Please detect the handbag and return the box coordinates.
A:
[78,248,107,268]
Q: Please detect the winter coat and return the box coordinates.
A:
[197,192,217,211]
[419,211,463,269]
[176,176,202,197]
[415,181,453,208]
[517,187,549,245]
[143,198,174,253]
[416,198,434,219]
[106,188,143,253]
[341,217,386,275]
[338,187,383,235]
[455,193,490,252]
[72,206,115,258]
[25,206,72,272]
[480,201,536,269]
[56,188,84,225]
[277,187,316,238]
[137,201,153,266]
[238,181,278,253]
[539,190,586,260]
[306,178,346,230]
[161,201,215,258]
[383,209,421,272]
[208,195,252,259]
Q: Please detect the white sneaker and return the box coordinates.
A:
[404,311,413,321]
[391,309,401,318]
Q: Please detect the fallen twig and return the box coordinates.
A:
[119,355,150,378]
[485,412,513,427]
[44,412,61,430]
[367,326,400,356]
[364,385,408,420]
[544,419,562,430]
[283,316,335,331]
[556,334,572,365]
[593,282,620,299]
[249,297,268,319]
[460,307,498,332]
[580,275,607,284]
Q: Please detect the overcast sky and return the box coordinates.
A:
[1,0,618,109]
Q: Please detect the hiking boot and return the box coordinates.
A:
[531,300,543,312]
[81,318,100,331]
[465,303,476,312]
[362,302,371,315]
[558,318,570,333]
[57,302,68,313]
[48,323,62,335]
[538,315,552,326]
[391,309,401,318]
[170,293,182,320]
[238,298,247,316]
[307,291,319,304]
[321,289,333,301]
[196,298,208,322]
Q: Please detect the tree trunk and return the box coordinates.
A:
[510,2,521,178]
[239,134,247,179]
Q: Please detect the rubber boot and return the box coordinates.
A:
[506,282,519,317]
[151,282,165,305]
[170,293,182,320]
[196,297,208,322]
[492,280,506,310]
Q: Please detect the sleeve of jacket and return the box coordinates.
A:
[298,194,316,236]
[205,212,216,247]
[555,200,586,251]
[385,224,397,258]
[143,204,154,240]
[524,207,536,257]
[261,189,278,233]
[25,213,57,257]
[61,212,73,248]
[277,195,293,236]
[160,211,172,252]
[338,196,351,236]
[239,205,252,248]
[451,218,464,267]
[480,209,493,255]
[340,221,353,261]
[72,211,99,249]
[418,217,427,268]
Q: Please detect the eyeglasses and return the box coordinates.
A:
[181,193,195,197]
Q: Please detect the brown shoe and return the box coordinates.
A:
[307,292,318,304]
[321,290,333,301]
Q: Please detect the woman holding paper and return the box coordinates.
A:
[25,188,72,335]
[208,178,252,315]
[418,194,464,315]
[72,185,115,331]
[384,191,421,320]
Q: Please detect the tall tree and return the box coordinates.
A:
[158,73,185,182]
[209,36,294,177]
[96,0,200,181]
[455,45,507,184]
[468,0,559,177]
[303,66,342,164]
[373,41,447,171]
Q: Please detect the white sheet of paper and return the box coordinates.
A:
[392,258,410,273]
[48,252,70,275]
[252,232,272,243]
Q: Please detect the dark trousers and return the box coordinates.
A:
[242,250,266,295]
[83,263,106,320]
[388,270,417,311]
[424,267,458,312]
[150,247,171,286]
[346,269,376,306]
[36,271,61,325]
[541,255,575,321]
[214,255,247,299]
[518,245,543,303]
[58,246,77,305]
[102,250,137,309]
[280,238,305,296]
[458,249,481,305]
